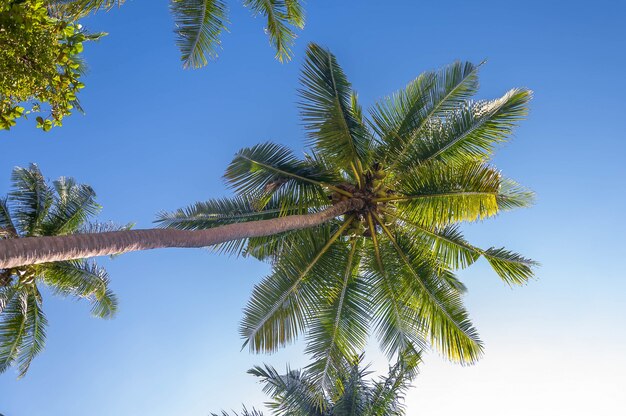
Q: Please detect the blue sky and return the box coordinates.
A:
[1,0,626,414]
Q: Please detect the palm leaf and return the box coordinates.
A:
[240,221,352,353]
[299,43,372,172]
[373,218,483,364]
[0,292,27,374]
[374,61,481,165]
[243,0,304,62]
[41,260,118,318]
[171,0,228,68]
[397,88,532,169]
[0,197,17,238]
[41,177,101,235]
[16,290,48,378]
[9,164,54,236]
[305,239,370,390]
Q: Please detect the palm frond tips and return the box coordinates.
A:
[372,61,481,164]
[171,0,228,68]
[395,161,504,226]
[243,0,305,62]
[299,43,373,170]
[224,142,338,210]
[399,88,532,168]
[9,164,54,237]
[240,223,352,353]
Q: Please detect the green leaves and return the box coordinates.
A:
[0,165,117,377]
[243,0,305,62]
[170,0,305,68]
[299,44,373,172]
[171,0,228,68]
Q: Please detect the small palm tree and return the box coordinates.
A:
[49,0,305,68]
[0,44,537,378]
[0,165,120,376]
[212,349,421,416]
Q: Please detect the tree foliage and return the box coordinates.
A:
[51,0,305,68]
[0,0,100,131]
[212,349,421,416]
[159,43,537,386]
[0,164,126,377]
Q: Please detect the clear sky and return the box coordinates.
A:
[1,0,625,415]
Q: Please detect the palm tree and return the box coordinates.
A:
[48,0,305,68]
[212,349,421,416]
[0,165,120,377]
[0,43,536,378]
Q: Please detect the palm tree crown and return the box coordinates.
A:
[158,43,537,387]
[0,165,121,377]
[212,349,421,416]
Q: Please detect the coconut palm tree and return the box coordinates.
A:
[212,349,421,416]
[48,0,305,68]
[0,164,120,377]
[0,43,536,379]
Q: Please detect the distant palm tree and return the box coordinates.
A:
[212,349,421,416]
[0,165,120,377]
[0,44,537,379]
[48,0,305,68]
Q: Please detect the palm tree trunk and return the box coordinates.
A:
[0,199,363,269]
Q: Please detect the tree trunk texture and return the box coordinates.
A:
[0,199,363,269]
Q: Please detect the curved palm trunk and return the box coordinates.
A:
[0,199,363,269]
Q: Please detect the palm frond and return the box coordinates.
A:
[366,347,420,416]
[40,260,118,318]
[249,364,325,415]
[240,222,351,353]
[496,178,535,210]
[0,198,17,238]
[397,88,532,169]
[243,0,305,62]
[374,61,481,165]
[224,142,342,210]
[393,161,504,226]
[0,292,27,374]
[482,248,538,286]
[363,215,426,356]
[41,177,101,235]
[171,0,228,68]
[299,43,372,171]
[210,407,265,416]
[16,290,48,378]
[305,239,370,390]
[373,219,483,364]
[9,164,54,237]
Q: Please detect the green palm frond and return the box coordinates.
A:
[393,161,505,226]
[240,222,352,353]
[365,347,420,416]
[0,292,28,374]
[171,0,228,69]
[41,260,117,318]
[305,239,370,390]
[211,407,265,416]
[496,178,535,210]
[372,61,481,162]
[299,44,373,173]
[41,177,101,235]
[481,248,538,286]
[374,220,483,364]
[16,289,48,378]
[250,364,325,415]
[243,0,305,62]
[363,219,427,356]
[224,142,342,211]
[397,88,532,169]
[0,198,17,238]
[9,164,54,237]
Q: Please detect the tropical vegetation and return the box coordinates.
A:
[51,0,305,68]
[0,43,536,378]
[0,164,123,376]
[211,349,421,416]
[0,0,99,130]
